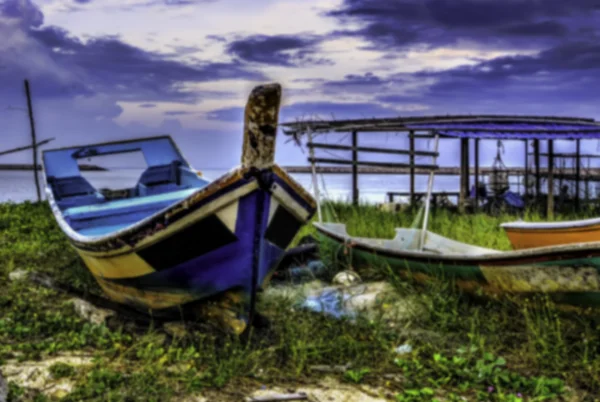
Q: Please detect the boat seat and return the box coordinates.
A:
[137,161,184,196]
[63,187,199,222]
[48,175,105,208]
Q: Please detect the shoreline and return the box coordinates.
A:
[0,164,106,171]
[5,164,600,177]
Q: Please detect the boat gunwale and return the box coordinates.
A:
[43,165,243,245]
[501,217,600,231]
[44,163,314,248]
[314,222,600,264]
[40,134,190,166]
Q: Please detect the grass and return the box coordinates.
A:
[1,200,600,401]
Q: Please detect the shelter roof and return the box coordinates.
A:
[280,115,600,139]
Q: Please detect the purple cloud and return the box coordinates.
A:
[1,0,266,104]
[368,41,600,116]
[164,111,195,116]
[0,0,268,169]
[1,0,43,27]
[327,0,599,52]
[207,101,402,124]
[226,34,332,67]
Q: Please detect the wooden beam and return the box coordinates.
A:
[291,164,600,178]
[474,138,480,210]
[352,131,358,205]
[306,142,438,157]
[575,139,581,209]
[524,139,529,198]
[409,130,415,205]
[534,139,541,197]
[527,152,600,159]
[387,191,460,197]
[547,140,554,218]
[0,137,55,157]
[307,157,438,171]
[459,138,469,213]
[24,80,41,202]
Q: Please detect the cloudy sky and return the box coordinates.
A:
[1,0,600,169]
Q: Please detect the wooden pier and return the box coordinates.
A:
[281,115,600,217]
[0,163,105,171]
[282,165,600,180]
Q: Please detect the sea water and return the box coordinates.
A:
[0,169,468,205]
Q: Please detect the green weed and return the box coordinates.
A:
[1,201,598,401]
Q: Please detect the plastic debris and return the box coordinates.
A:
[394,344,413,355]
[300,282,394,319]
[274,259,327,283]
[332,270,362,286]
[248,392,308,401]
[8,269,29,282]
[0,369,7,402]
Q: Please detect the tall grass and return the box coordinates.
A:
[297,200,600,251]
[2,201,600,401]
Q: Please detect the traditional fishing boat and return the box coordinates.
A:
[42,83,316,333]
[314,222,600,309]
[501,218,600,250]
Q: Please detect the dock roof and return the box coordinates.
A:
[280,115,600,140]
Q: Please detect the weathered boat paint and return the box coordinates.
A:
[42,83,316,333]
[501,218,600,250]
[315,222,600,309]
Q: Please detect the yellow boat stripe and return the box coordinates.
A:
[78,250,155,279]
[96,277,197,309]
[267,198,279,225]
[480,265,600,292]
[76,181,258,259]
[215,201,239,233]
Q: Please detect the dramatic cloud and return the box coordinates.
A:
[3,0,600,174]
[163,110,195,116]
[207,101,402,124]
[24,26,264,102]
[319,72,404,96]
[0,0,265,104]
[226,34,331,67]
[0,0,43,27]
[393,41,600,115]
[0,0,266,168]
[141,0,219,7]
[327,0,600,52]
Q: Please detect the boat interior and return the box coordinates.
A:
[316,222,501,256]
[43,137,210,237]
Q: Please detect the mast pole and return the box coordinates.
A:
[419,134,440,251]
[24,80,41,202]
[308,129,322,222]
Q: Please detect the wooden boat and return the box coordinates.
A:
[501,218,600,250]
[314,222,600,309]
[42,83,316,333]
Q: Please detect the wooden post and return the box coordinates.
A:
[409,130,415,205]
[474,138,480,210]
[307,130,322,222]
[534,139,541,199]
[459,138,469,213]
[419,134,440,251]
[24,80,41,202]
[524,140,529,199]
[576,139,581,209]
[586,157,590,203]
[351,130,359,205]
[547,140,554,218]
